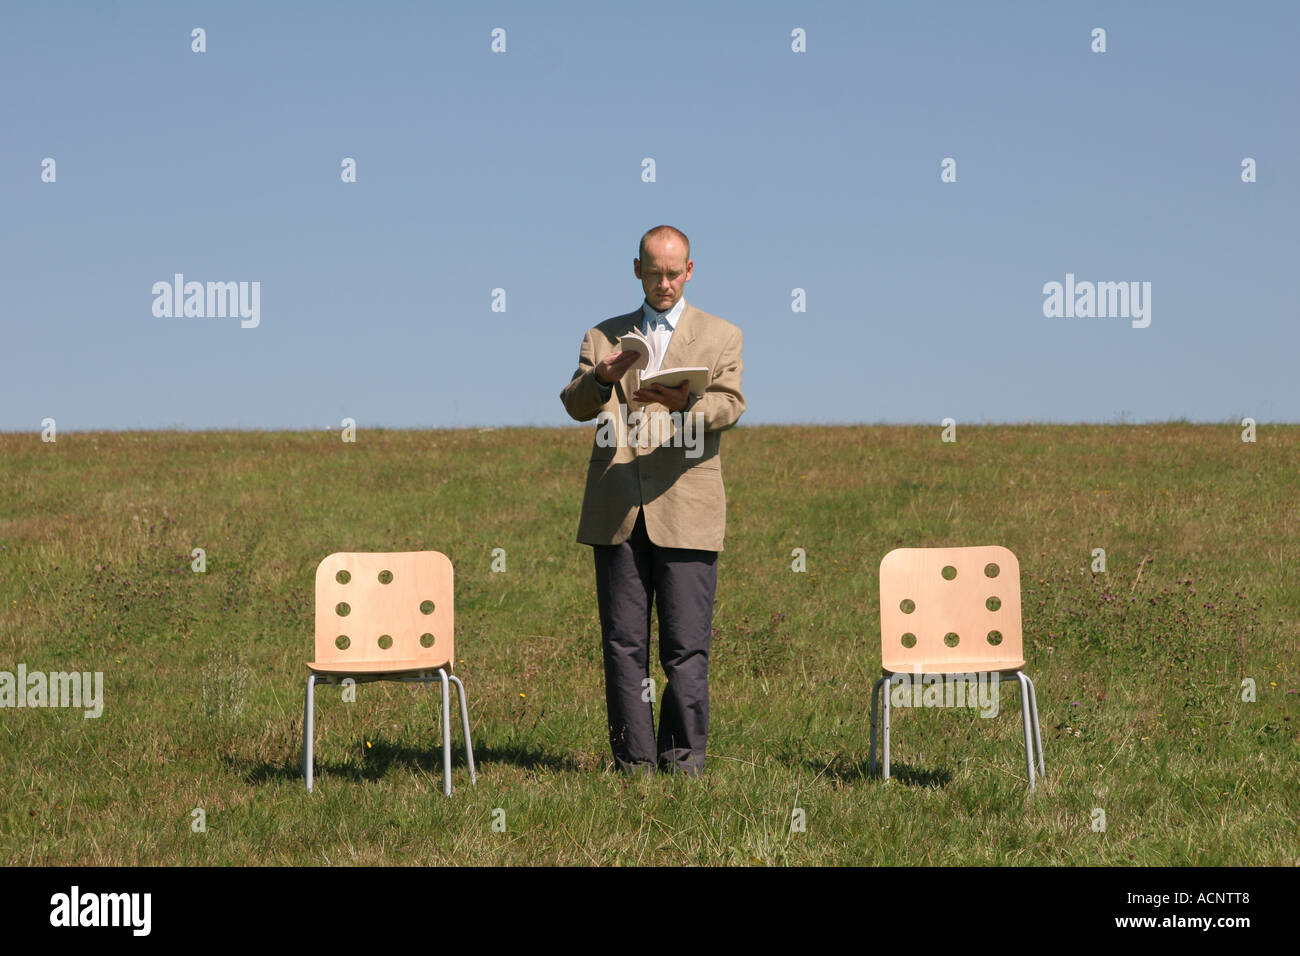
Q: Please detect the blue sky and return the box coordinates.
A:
[2,0,1296,429]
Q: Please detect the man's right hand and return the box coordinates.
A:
[596,350,640,385]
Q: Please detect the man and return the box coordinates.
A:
[559,225,744,775]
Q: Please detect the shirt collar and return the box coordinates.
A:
[642,296,686,330]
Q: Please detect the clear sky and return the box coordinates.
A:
[2,0,1296,430]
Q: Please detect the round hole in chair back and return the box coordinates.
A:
[335,570,351,585]
[986,596,1001,611]
[943,631,960,647]
[377,634,393,650]
[420,633,435,648]
[900,599,915,614]
[901,633,917,648]
[378,570,393,584]
[420,600,435,615]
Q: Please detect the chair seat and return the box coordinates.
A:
[882,658,1025,676]
[307,659,450,676]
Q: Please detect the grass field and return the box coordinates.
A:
[1,424,1297,865]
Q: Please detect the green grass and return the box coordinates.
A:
[1,424,1296,865]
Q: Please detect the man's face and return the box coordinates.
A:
[634,237,693,311]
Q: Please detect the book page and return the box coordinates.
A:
[639,367,710,396]
[618,328,660,373]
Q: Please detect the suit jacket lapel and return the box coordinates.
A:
[660,301,698,372]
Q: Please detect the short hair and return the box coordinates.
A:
[639,225,690,263]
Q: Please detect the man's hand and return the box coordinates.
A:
[633,380,691,412]
[595,350,640,385]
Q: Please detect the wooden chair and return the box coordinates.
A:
[869,546,1045,790]
[303,551,476,796]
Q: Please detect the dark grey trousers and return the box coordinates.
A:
[592,508,717,775]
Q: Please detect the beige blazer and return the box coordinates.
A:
[560,300,745,551]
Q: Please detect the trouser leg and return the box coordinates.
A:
[593,509,656,773]
[653,539,717,775]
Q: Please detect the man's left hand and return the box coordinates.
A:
[633,380,691,412]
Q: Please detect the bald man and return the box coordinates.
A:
[560,225,745,775]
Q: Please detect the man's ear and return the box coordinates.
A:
[633,258,642,279]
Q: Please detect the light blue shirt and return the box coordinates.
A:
[641,295,686,348]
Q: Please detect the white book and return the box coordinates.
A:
[617,327,711,396]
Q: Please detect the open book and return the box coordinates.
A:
[618,327,711,396]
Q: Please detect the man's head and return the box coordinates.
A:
[634,225,693,311]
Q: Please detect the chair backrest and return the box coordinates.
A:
[878,546,1024,674]
[313,551,455,670]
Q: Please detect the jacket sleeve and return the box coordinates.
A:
[693,325,744,432]
[559,328,609,423]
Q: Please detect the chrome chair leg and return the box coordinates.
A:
[882,675,892,781]
[303,673,317,792]
[869,675,888,777]
[438,669,452,796]
[1025,674,1045,777]
[1016,672,1035,792]
[448,673,476,785]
